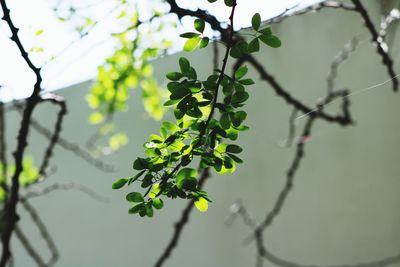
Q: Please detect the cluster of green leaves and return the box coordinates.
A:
[230,13,281,59]
[0,157,39,233]
[113,4,282,217]
[0,157,40,203]
[180,18,209,52]
[86,8,172,153]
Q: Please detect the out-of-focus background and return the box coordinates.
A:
[2,0,400,267]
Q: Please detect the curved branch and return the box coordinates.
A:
[351,0,399,92]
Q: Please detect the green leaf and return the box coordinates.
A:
[227,153,243,163]
[167,82,190,100]
[176,168,198,189]
[230,46,242,59]
[194,196,208,212]
[184,37,201,52]
[162,121,180,133]
[146,205,154,217]
[188,67,197,80]
[128,203,144,214]
[235,66,248,80]
[128,170,146,185]
[35,29,44,36]
[166,72,183,81]
[126,192,144,203]
[259,34,281,48]
[179,57,190,73]
[232,91,249,104]
[199,37,209,49]
[252,13,261,31]
[259,27,272,35]
[149,183,161,198]
[152,198,164,209]
[112,178,128,189]
[133,158,148,170]
[220,113,231,129]
[226,144,243,153]
[239,79,255,85]
[164,99,179,106]
[194,19,205,33]
[180,32,200,38]
[208,0,217,2]
[230,40,248,58]
[223,83,234,96]
[248,38,260,53]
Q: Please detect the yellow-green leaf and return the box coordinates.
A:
[194,196,208,212]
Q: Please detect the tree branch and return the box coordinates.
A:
[154,168,210,267]
[351,0,399,92]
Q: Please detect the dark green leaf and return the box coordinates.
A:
[180,32,200,38]
[259,34,281,48]
[224,0,234,7]
[235,66,248,80]
[220,113,231,129]
[146,205,154,217]
[167,82,190,100]
[232,91,249,104]
[194,19,205,33]
[226,144,243,153]
[239,79,255,85]
[179,57,190,73]
[248,38,260,53]
[126,192,144,202]
[128,170,146,185]
[166,72,183,81]
[128,203,144,214]
[259,27,272,35]
[227,153,243,163]
[112,178,128,189]
[133,158,148,170]
[188,67,197,80]
[199,37,209,49]
[252,13,261,31]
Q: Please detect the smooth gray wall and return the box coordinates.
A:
[6,1,400,267]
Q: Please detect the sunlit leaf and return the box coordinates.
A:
[195,196,208,212]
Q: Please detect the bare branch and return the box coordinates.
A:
[22,182,109,203]
[20,200,59,267]
[153,168,210,267]
[37,94,67,177]
[234,55,353,127]
[351,0,399,92]
[12,101,116,173]
[258,241,400,267]
[327,35,364,95]
[265,1,356,25]
[15,226,47,267]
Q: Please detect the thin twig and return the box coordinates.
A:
[20,200,59,267]
[12,101,116,172]
[15,226,47,267]
[153,168,210,267]
[37,94,67,177]
[352,0,399,92]
[21,182,109,203]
